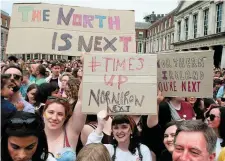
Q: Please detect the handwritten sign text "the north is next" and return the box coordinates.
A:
[6,3,136,56]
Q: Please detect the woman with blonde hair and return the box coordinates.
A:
[76,143,112,161]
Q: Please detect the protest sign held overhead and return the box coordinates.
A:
[6,3,135,56]
[157,50,214,97]
[82,53,157,115]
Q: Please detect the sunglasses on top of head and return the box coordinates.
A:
[5,73,22,80]
[7,118,40,130]
[207,114,220,121]
[47,96,68,102]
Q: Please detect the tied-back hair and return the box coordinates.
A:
[110,115,143,161]
[1,111,49,161]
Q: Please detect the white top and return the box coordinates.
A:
[87,131,152,161]
[215,138,223,161]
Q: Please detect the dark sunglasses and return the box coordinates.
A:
[207,114,220,121]
[5,73,22,80]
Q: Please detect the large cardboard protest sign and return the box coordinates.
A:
[6,3,135,56]
[82,53,157,115]
[157,50,213,97]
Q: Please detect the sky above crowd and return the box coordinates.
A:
[1,0,178,22]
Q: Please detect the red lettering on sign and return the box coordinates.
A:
[129,58,135,71]
[182,81,201,92]
[104,74,115,86]
[103,57,113,72]
[136,58,144,70]
[158,81,177,92]
[116,58,126,71]
[118,75,128,89]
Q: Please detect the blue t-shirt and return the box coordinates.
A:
[1,97,17,128]
[216,86,224,98]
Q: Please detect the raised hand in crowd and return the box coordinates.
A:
[147,90,164,128]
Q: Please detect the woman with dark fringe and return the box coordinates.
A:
[86,110,152,161]
[1,111,56,161]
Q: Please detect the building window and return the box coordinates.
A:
[34,54,38,59]
[164,36,167,50]
[138,42,143,53]
[204,8,209,36]
[50,55,53,60]
[216,3,223,33]
[138,32,143,39]
[0,17,2,26]
[5,33,8,43]
[171,33,174,43]
[57,55,61,59]
[169,18,171,27]
[149,41,151,53]
[157,39,159,51]
[5,20,8,27]
[178,21,181,41]
[1,32,4,46]
[168,35,171,49]
[27,54,31,60]
[185,18,189,40]
[193,14,198,38]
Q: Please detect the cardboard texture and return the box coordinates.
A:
[157,50,214,97]
[82,53,157,115]
[6,3,135,56]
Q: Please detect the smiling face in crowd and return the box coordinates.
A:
[164,125,177,153]
[8,136,38,161]
[112,123,132,144]
[173,131,215,161]
[44,102,66,130]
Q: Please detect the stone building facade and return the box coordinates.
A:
[173,0,225,68]
[1,10,10,60]
[147,11,176,54]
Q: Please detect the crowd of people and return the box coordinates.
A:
[1,55,225,161]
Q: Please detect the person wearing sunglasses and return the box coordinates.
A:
[42,83,86,161]
[3,65,35,113]
[206,106,225,161]
[1,111,56,161]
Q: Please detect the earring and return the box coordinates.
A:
[131,134,133,138]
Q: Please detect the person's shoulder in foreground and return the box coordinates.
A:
[20,98,35,113]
